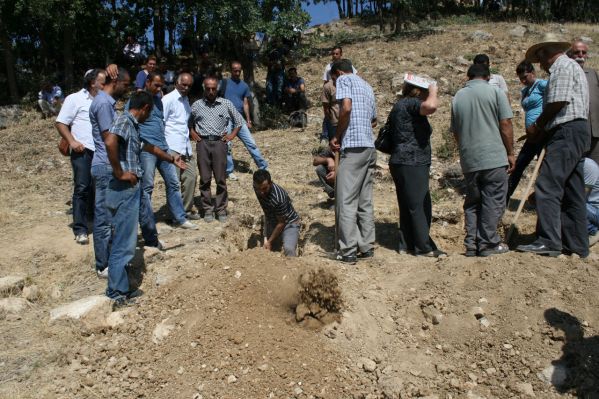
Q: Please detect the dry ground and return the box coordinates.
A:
[1,20,599,399]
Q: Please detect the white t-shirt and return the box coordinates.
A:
[55,89,95,151]
[322,62,358,82]
[489,74,509,96]
[584,157,599,208]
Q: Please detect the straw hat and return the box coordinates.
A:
[525,33,570,63]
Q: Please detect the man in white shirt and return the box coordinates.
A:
[55,69,106,244]
[162,72,199,219]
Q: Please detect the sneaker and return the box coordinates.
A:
[112,296,136,310]
[217,214,228,223]
[186,212,202,220]
[335,253,357,264]
[204,214,214,223]
[228,173,239,181]
[75,234,89,245]
[478,243,510,257]
[96,268,108,279]
[590,233,599,247]
[177,220,199,230]
[464,249,477,257]
[417,250,448,258]
[357,249,374,259]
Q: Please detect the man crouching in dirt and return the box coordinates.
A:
[104,91,186,306]
[253,170,300,257]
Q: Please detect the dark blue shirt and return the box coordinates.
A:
[223,78,251,115]
[285,77,305,91]
[125,95,168,151]
[89,90,116,167]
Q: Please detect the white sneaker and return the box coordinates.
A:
[75,234,89,245]
[228,173,239,181]
[96,268,108,279]
[178,220,199,230]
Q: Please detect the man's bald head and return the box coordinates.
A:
[569,40,589,67]
[175,72,193,96]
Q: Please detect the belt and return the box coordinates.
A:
[200,135,223,141]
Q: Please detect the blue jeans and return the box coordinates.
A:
[140,151,187,225]
[105,178,141,299]
[322,117,336,141]
[588,203,599,235]
[226,121,268,175]
[70,149,94,235]
[91,163,113,272]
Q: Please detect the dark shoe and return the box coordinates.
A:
[590,233,599,247]
[204,214,214,223]
[516,242,561,257]
[112,296,137,310]
[464,249,477,257]
[217,214,228,223]
[357,249,374,259]
[335,254,357,264]
[186,212,202,221]
[416,249,448,258]
[478,243,509,257]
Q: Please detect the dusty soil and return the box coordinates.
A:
[1,20,599,399]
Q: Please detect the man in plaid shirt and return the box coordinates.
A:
[329,59,378,263]
[517,38,591,258]
[104,91,186,306]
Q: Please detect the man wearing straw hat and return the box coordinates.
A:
[516,35,590,257]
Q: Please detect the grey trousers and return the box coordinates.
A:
[170,150,197,213]
[265,220,300,257]
[535,119,590,256]
[315,165,335,198]
[463,166,508,252]
[335,147,377,256]
[196,139,228,216]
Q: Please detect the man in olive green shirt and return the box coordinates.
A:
[451,64,515,257]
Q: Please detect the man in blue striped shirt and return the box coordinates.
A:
[253,170,300,257]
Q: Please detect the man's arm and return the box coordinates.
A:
[330,98,351,151]
[526,101,568,141]
[224,105,243,142]
[142,143,187,170]
[188,111,201,142]
[265,215,287,251]
[104,133,137,185]
[55,122,84,152]
[242,96,252,128]
[499,118,515,173]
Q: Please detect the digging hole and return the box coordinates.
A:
[294,268,343,330]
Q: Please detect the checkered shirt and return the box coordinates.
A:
[335,74,377,150]
[110,112,143,177]
[545,54,589,131]
[190,97,243,137]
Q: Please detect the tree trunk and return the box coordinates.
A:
[346,0,353,18]
[335,0,345,19]
[63,27,74,91]
[0,18,19,102]
[153,1,165,58]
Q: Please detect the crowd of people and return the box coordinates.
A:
[54,36,598,306]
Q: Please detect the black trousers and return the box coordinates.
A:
[535,119,590,256]
[390,164,437,254]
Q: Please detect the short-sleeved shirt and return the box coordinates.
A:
[125,95,168,151]
[451,79,513,173]
[388,97,432,166]
[55,89,95,151]
[89,90,116,167]
[322,63,357,82]
[222,78,251,115]
[584,157,599,208]
[545,54,590,131]
[39,86,63,102]
[255,182,299,225]
[321,81,339,125]
[285,77,304,91]
[190,97,243,137]
[335,74,377,150]
[489,74,509,96]
[110,113,143,178]
[135,70,148,90]
[521,79,548,128]
[162,89,192,155]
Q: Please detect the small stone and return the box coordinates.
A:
[152,318,175,344]
[49,295,111,321]
[234,271,241,279]
[0,275,25,296]
[515,382,535,397]
[471,30,492,40]
[485,367,497,375]
[456,56,470,66]
[258,364,268,372]
[503,343,513,350]
[538,364,568,386]
[295,303,310,322]
[360,357,377,372]
[472,307,485,319]
[509,25,527,38]
[478,298,488,304]
[227,375,237,384]
[294,386,303,395]
[479,317,491,328]
[0,297,29,314]
[192,394,203,399]
[22,285,41,301]
[177,366,184,375]
[450,378,461,388]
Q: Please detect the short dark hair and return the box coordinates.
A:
[83,68,103,90]
[330,59,353,75]
[473,54,490,66]
[253,169,271,184]
[105,67,129,84]
[145,71,164,84]
[467,64,490,79]
[287,67,297,73]
[128,91,153,110]
[332,46,343,53]
[516,60,534,75]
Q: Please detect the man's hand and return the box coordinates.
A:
[264,240,272,251]
[69,140,85,153]
[223,133,236,142]
[326,170,336,181]
[173,155,187,170]
[507,154,516,174]
[118,171,138,186]
[246,120,252,129]
[190,130,201,142]
[105,64,118,80]
[525,123,542,143]
[329,136,340,152]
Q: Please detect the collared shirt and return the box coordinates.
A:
[322,63,357,82]
[255,183,299,225]
[38,85,63,102]
[162,89,192,155]
[55,89,95,151]
[190,97,243,137]
[545,54,589,131]
[89,90,116,167]
[110,113,144,178]
[135,70,148,90]
[521,79,548,128]
[451,79,513,173]
[489,74,509,96]
[335,74,377,150]
[125,94,168,151]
